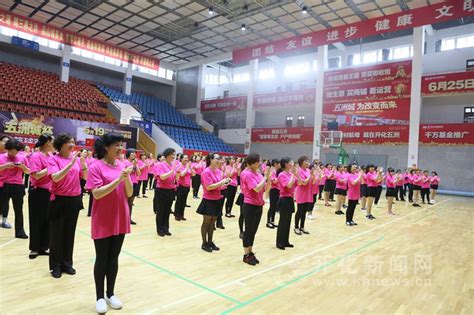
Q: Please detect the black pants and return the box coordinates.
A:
[403,183,409,196]
[374,186,383,205]
[139,180,147,196]
[396,186,404,201]
[147,174,154,190]
[318,185,324,199]
[295,202,311,229]
[192,174,201,197]
[346,199,358,222]
[24,174,30,189]
[94,234,125,300]
[268,188,280,223]
[87,192,94,217]
[216,189,226,227]
[49,196,82,270]
[174,186,190,219]
[408,184,414,202]
[0,184,25,234]
[242,203,262,247]
[225,185,237,215]
[28,187,50,252]
[421,188,430,203]
[154,188,175,233]
[276,197,294,246]
[80,178,87,195]
[0,187,8,218]
[327,179,336,200]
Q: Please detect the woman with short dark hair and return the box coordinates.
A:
[154,147,177,237]
[0,135,12,229]
[123,149,140,225]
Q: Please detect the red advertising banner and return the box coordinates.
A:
[251,127,314,144]
[233,0,474,64]
[324,60,412,86]
[420,123,474,145]
[421,71,474,96]
[200,96,247,112]
[0,9,159,69]
[323,79,411,103]
[331,125,409,144]
[254,89,316,109]
[183,149,246,158]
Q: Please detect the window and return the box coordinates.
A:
[93,53,104,62]
[158,67,166,78]
[352,53,362,65]
[361,50,382,64]
[233,72,249,83]
[286,116,293,121]
[258,67,275,80]
[284,62,310,76]
[441,34,474,51]
[298,115,305,120]
[166,69,174,80]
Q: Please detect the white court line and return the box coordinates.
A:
[0,238,18,249]
[145,199,450,314]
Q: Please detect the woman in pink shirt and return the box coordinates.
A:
[403,169,411,200]
[411,169,422,207]
[0,135,12,229]
[240,153,272,265]
[153,148,177,237]
[174,154,193,221]
[146,153,155,190]
[318,164,326,201]
[123,149,141,225]
[365,165,383,220]
[294,156,313,235]
[385,168,398,215]
[323,164,336,206]
[346,164,363,226]
[22,145,32,190]
[430,171,440,203]
[224,157,239,218]
[48,133,88,278]
[28,134,54,259]
[360,167,368,211]
[197,152,231,252]
[191,155,205,199]
[276,157,298,250]
[421,170,433,205]
[86,133,133,314]
[334,165,348,216]
[236,159,248,238]
[266,159,281,229]
[307,163,322,221]
[395,169,405,202]
[0,139,30,239]
[137,153,149,198]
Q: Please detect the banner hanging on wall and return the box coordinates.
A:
[183,149,246,158]
[200,96,247,112]
[419,123,474,145]
[0,9,159,69]
[253,88,316,109]
[0,111,138,148]
[421,71,474,96]
[232,0,474,64]
[251,127,314,144]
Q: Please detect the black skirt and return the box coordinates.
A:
[3,183,25,197]
[430,184,438,190]
[361,184,368,197]
[367,186,378,197]
[335,188,347,196]
[412,185,421,191]
[197,198,222,217]
[324,180,335,192]
[386,187,397,197]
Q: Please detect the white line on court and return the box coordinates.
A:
[145,199,450,314]
[0,238,18,249]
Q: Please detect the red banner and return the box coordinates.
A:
[420,123,474,144]
[200,96,247,112]
[330,125,409,144]
[323,79,411,103]
[233,0,474,64]
[254,89,315,109]
[251,127,314,144]
[183,149,246,158]
[0,9,159,69]
[421,71,474,96]
[325,60,412,86]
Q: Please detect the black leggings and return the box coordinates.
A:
[139,180,147,196]
[147,174,154,190]
[374,186,383,205]
[93,234,125,300]
[192,175,201,197]
[225,185,237,215]
[28,187,50,252]
[242,203,262,248]
[154,188,175,233]
[0,187,8,218]
[268,188,279,223]
[408,184,414,202]
[0,184,25,234]
[396,186,404,200]
[346,199,357,222]
[174,186,190,219]
[276,197,294,246]
[295,202,311,229]
[421,188,430,203]
[403,183,409,196]
[318,185,324,199]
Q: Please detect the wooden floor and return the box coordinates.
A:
[0,190,472,314]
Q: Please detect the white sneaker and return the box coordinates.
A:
[431,199,436,203]
[96,298,107,314]
[106,295,123,310]
[306,213,315,220]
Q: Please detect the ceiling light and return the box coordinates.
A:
[302,6,308,14]
[208,6,214,15]
[241,24,246,31]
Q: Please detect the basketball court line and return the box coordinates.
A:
[0,229,29,248]
[147,198,450,314]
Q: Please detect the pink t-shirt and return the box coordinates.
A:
[270,169,279,189]
[201,166,223,200]
[366,171,379,187]
[320,169,327,185]
[362,173,368,185]
[335,171,348,190]
[226,165,238,187]
[412,174,422,186]
[0,153,29,185]
[123,160,139,184]
[312,175,320,195]
[193,162,204,175]
[29,151,52,189]
[86,160,131,240]
[155,161,177,189]
[138,160,148,181]
[295,167,313,204]
[403,173,411,184]
[347,173,361,201]
[430,176,440,185]
[421,175,431,189]
[386,174,396,188]
[48,154,82,197]
[177,163,192,187]
[278,170,296,198]
[396,175,404,186]
[242,169,265,206]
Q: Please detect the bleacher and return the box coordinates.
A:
[0,62,116,124]
[97,85,236,153]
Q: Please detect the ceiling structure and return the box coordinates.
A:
[0,0,472,67]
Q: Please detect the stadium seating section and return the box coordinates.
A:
[98,85,236,153]
[0,62,115,124]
